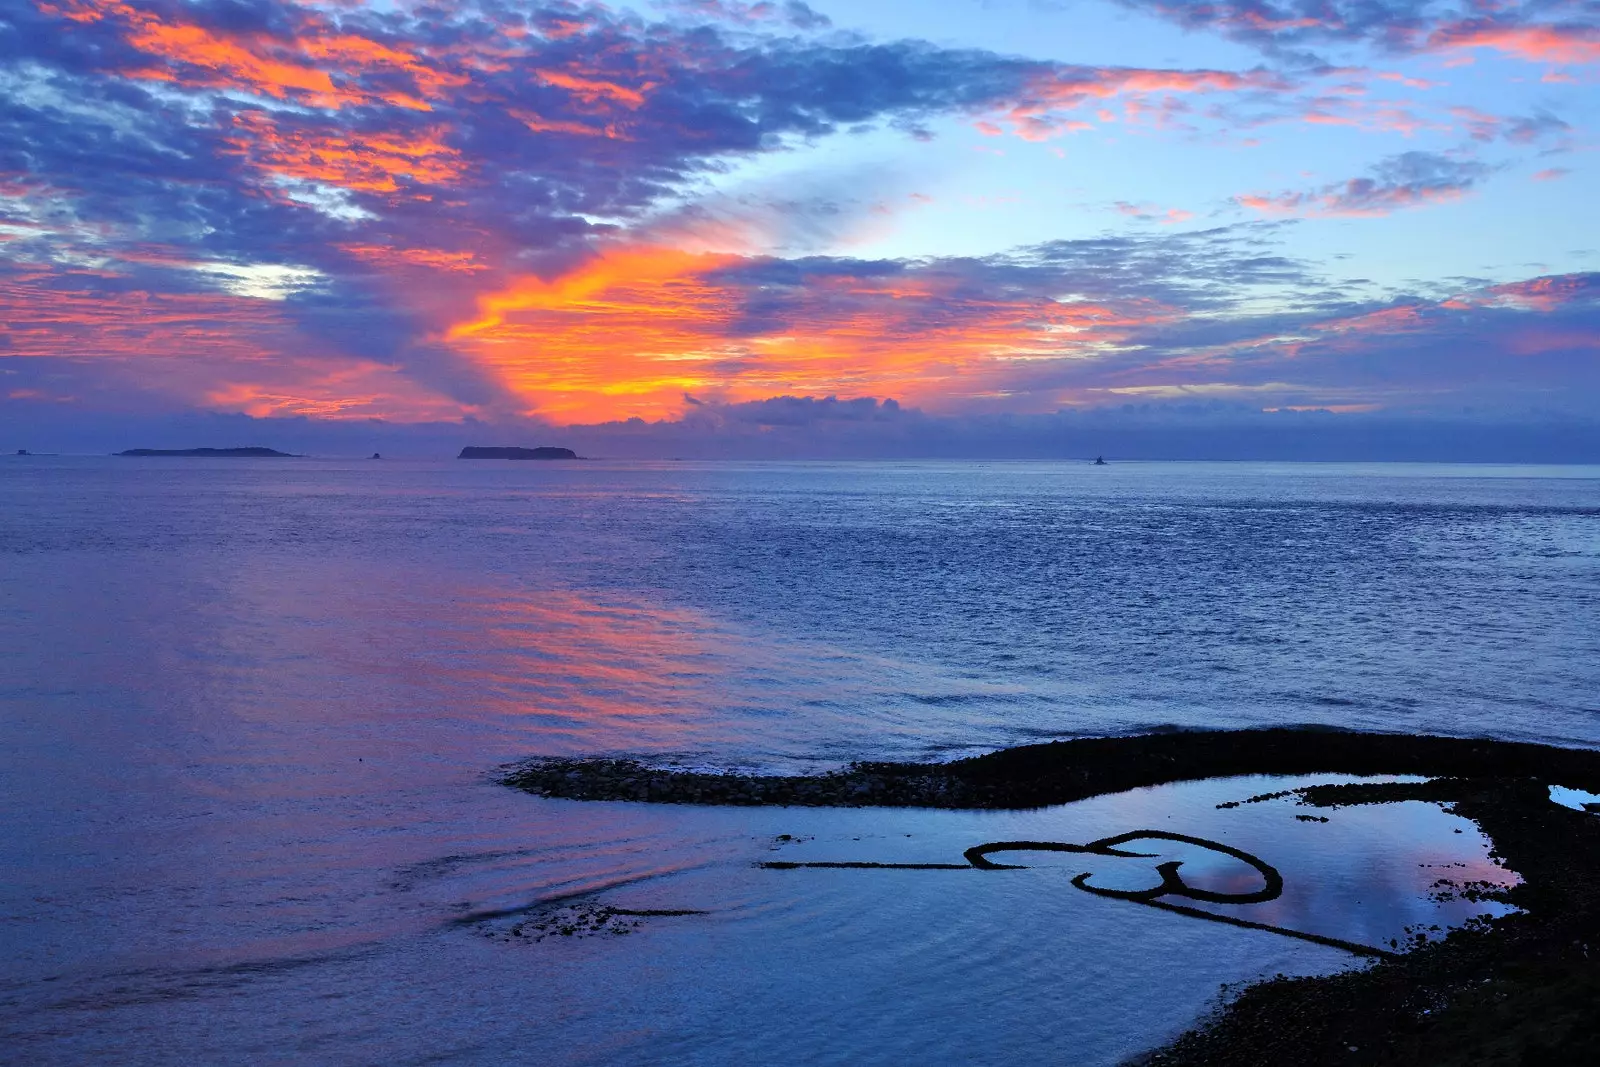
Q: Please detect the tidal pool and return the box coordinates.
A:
[456,773,1515,1066]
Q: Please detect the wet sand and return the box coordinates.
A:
[502,727,1600,1065]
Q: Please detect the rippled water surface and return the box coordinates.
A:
[3,458,1598,1064]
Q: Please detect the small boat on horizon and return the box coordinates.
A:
[1094,455,1107,465]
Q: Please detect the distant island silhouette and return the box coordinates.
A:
[116,447,299,457]
[458,446,578,460]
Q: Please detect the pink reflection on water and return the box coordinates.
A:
[466,591,726,731]
[325,580,802,757]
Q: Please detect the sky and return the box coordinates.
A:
[2,0,1598,457]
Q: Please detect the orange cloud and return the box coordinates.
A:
[199,364,466,420]
[509,110,631,140]
[0,266,464,419]
[535,69,652,109]
[337,244,488,272]
[446,243,1166,423]
[37,0,465,110]
[0,267,281,356]
[224,112,465,196]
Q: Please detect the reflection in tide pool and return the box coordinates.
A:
[735,775,1520,955]
[1549,784,1600,813]
[1,459,1595,1064]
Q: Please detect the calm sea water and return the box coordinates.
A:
[2,458,1598,1064]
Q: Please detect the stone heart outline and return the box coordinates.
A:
[762,828,1393,957]
[962,830,1284,905]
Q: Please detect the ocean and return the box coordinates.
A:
[3,458,1598,1064]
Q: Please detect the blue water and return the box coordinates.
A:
[2,458,1597,1064]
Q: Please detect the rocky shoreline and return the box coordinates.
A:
[500,727,1600,1066]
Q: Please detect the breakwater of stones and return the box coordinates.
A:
[499,758,987,807]
[499,728,1600,812]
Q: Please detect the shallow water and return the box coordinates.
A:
[2,458,1597,1063]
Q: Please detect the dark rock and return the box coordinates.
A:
[116,447,298,457]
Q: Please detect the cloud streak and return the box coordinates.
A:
[1236,151,1494,216]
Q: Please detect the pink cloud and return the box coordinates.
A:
[1428,22,1600,66]
[1113,202,1195,224]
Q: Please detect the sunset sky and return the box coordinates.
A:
[3,0,1598,454]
